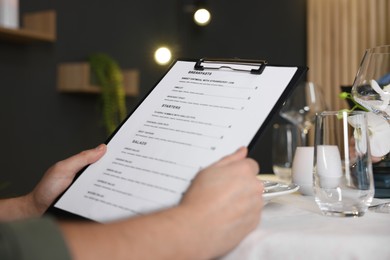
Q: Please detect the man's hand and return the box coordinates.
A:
[0,144,106,220]
[180,147,263,258]
[29,144,107,215]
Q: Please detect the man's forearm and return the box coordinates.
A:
[0,195,40,221]
[59,205,212,260]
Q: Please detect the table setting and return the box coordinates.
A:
[222,170,390,260]
[222,188,390,260]
[222,45,390,259]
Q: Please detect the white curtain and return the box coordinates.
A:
[307,0,390,110]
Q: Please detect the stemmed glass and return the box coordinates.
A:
[351,45,390,211]
[279,82,327,145]
[351,45,390,124]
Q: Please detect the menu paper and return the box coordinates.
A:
[54,60,301,223]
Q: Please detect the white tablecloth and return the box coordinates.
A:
[222,191,390,260]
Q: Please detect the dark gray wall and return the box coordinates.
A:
[0,0,306,197]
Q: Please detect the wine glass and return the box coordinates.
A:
[351,45,390,124]
[279,82,327,145]
[352,45,390,209]
[272,123,301,183]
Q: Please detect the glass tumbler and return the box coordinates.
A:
[313,111,374,217]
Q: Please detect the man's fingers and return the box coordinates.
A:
[213,147,248,167]
[55,144,107,175]
[225,157,260,177]
[244,158,260,176]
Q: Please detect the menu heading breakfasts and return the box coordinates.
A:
[54,60,304,222]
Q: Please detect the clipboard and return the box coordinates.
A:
[47,58,307,222]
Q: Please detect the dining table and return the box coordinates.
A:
[221,174,390,260]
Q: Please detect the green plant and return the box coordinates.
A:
[89,53,127,135]
[339,90,390,158]
[339,91,368,112]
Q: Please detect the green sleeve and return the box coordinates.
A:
[0,217,72,260]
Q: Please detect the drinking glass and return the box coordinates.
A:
[313,111,374,217]
[352,45,390,124]
[272,123,301,182]
[280,82,327,145]
[351,45,390,209]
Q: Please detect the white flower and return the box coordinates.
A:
[366,112,390,157]
[343,80,390,158]
[348,112,390,157]
[347,113,368,154]
[370,80,390,111]
[383,84,390,116]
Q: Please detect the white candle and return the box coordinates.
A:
[316,145,343,188]
[292,146,314,195]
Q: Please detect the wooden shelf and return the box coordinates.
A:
[57,62,140,97]
[0,10,56,43]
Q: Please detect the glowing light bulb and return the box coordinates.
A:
[194,8,211,26]
[154,47,172,65]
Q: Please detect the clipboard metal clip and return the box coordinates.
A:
[194,58,268,75]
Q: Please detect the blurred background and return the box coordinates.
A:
[0,0,388,197]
